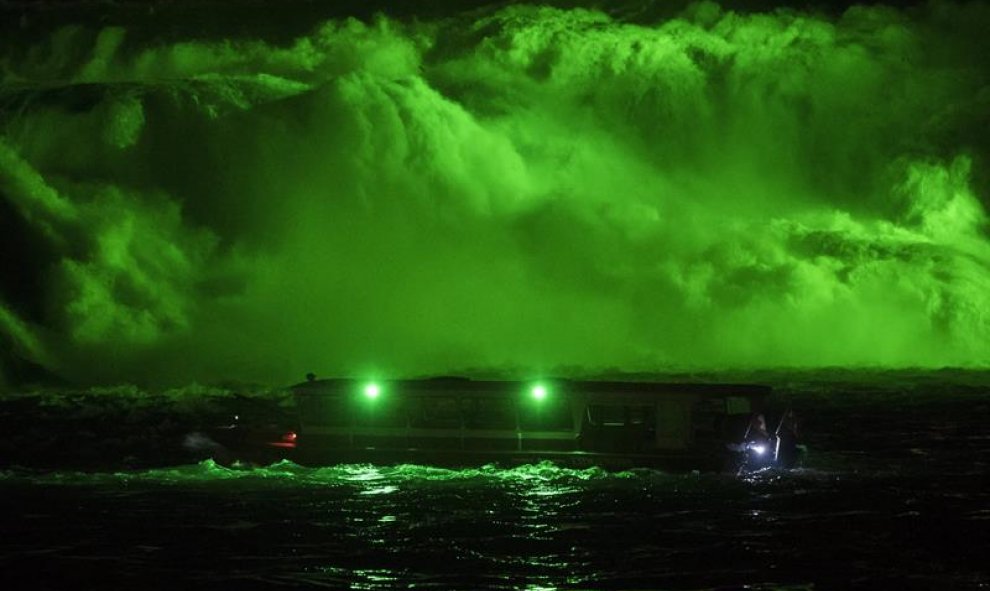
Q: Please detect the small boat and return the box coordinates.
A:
[214,376,780,471]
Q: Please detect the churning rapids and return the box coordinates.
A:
[2,371,989,590]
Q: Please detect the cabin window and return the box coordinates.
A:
[627,405,655,426]
[587,404,626,426]
[410,396,462,429]
[463,397,516,430]
[587,404,655,427]
[354,399,407,428]
[518,398,573,431]
[725,397,751,415]
[304,395,349,427]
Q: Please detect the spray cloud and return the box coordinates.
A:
[1,1,988,386]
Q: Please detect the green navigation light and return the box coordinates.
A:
[531,384,548,401]
[363,382,381,400]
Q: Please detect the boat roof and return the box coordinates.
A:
[291,376,771,398]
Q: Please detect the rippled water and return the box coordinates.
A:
[3,378,990,590]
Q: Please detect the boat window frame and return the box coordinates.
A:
[585,402,656,428]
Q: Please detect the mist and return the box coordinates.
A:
[1,0,988,387]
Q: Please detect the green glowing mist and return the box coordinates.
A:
[0,2,988,386]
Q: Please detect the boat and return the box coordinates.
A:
[212,376,779,471]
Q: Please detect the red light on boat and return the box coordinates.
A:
[269,431,297,449]
[267,431,298,449]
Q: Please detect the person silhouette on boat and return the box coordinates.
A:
[774,409,800,469]
[734,413,774,472]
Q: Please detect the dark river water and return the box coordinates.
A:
[2,376,989,590]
